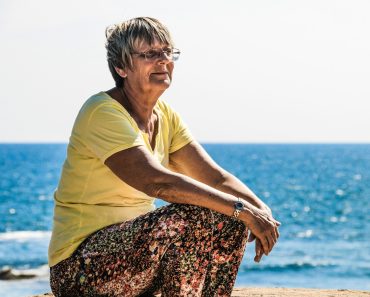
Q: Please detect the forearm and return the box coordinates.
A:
[214,171,270,211]
[149,170,237,212]
[168,142,268,212]
[150,170,280,256]
[147,170,257,224]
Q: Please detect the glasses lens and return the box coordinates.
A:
[142,48,181,61]
[172,49,180,61]
[145,49,161,60]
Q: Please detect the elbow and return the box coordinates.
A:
[143,171,190,204]
[144,182,168,198]
[143,180,179,203]
[138,168,192,204]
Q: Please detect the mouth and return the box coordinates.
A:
[151,72,169,75]
[151,72,171,81]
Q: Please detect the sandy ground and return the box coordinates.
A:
[231,287,370,296]
[31,287,370,297]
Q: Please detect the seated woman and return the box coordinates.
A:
[49,17,280,297]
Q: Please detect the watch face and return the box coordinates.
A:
[235,202,244,210]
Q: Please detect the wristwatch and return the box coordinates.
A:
[233,197,244,219]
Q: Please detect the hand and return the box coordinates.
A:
[254,238,264,262]
[263,205,273,217]
[247,204,279,262]
[247,233,267,262]
[242,205,281,256]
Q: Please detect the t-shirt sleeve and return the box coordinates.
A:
[169,108,194,154]
[83,104,144,162]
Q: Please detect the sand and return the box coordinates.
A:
[232,287,370,296]
[31,287,370,297]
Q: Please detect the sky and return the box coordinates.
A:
[1,0,369,143]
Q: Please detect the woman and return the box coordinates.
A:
[49,17,280,297]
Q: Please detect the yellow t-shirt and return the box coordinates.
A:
[48,92,193,267]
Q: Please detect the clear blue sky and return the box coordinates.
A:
[1,0,369,143]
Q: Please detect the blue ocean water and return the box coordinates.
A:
[0,143,369,296]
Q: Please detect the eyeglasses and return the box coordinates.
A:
[131,48,181,62]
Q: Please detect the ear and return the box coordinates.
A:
[114,66,128,78]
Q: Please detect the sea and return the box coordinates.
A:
[0,143,369,296]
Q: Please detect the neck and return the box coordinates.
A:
[119,85,163,127]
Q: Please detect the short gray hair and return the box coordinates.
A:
[105,17,174,87]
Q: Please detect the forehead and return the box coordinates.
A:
[133,38,170,51]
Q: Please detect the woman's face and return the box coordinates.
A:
[124,38,175,93]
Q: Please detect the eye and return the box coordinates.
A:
[163,48,173,55]
[145,49,160,59]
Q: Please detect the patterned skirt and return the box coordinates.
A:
[50,203,249,297]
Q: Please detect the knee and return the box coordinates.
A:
[159,203,247,236]
[162,203,214,230]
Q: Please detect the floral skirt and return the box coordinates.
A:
[50,203,249,297]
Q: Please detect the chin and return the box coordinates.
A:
[152,80,171,89]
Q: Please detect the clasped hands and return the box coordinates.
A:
[243,205,281,263]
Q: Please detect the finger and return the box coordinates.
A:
[255,251,263,262]
[269,232,277,252]
[266,235,274,254]
[258,241,264,256]
[254,240,263,262]
[272,226,279,241]
[254,252,263,262]
[255,238,261,254]
[275,220,282,226]
[268,232,277,253]
[272,228,279,242]
[248,232,256,242]
[261,237,270,255]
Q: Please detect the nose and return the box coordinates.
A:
[157,51,172,64]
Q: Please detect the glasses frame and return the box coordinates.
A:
[131,48,181,62]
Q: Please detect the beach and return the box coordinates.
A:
[31,287,370,297]
[231,288,370,296]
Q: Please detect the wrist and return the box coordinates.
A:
[239,195,267,211]
[232,197,244,219]
[235,198,256,223]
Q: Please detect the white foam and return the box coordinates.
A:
[1,264,50,278]
[297,229,314,238]
[335,189,345,196]
[0,231,51,241]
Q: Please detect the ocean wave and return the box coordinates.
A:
[243,260,336,272]
[0,231,51,241]
[0,264,49,280]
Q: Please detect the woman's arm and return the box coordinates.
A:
[168,141,271,213]
[168,141,278,261]
[105,145,280,256]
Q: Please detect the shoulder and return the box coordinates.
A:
[71,92,133,136]
[75,92,129,123]
[79,92,121,115]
